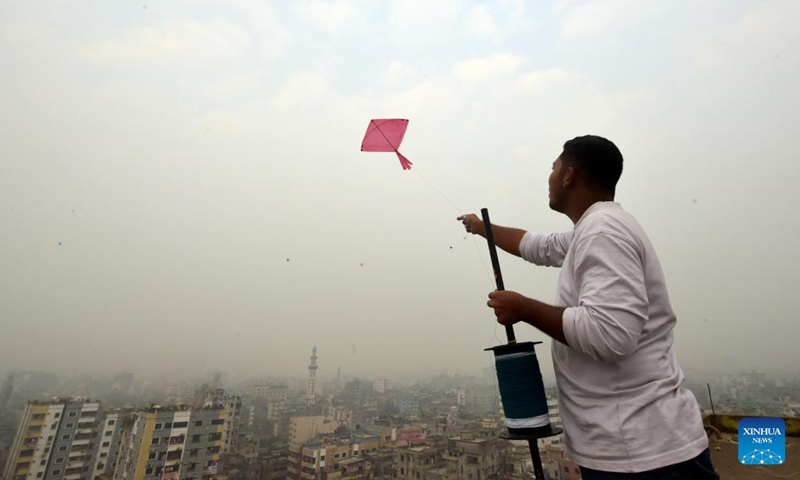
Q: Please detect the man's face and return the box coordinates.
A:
[548,156,565,212]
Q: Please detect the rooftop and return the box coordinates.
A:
[708,434,798,479]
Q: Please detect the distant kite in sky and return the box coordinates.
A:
[360,119,412,170]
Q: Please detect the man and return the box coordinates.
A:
[457,135,718,479]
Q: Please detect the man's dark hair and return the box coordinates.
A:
[560,135,623,194]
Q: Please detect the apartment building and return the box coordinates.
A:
[3,399,106,480]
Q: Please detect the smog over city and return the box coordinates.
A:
[1,1,798,478]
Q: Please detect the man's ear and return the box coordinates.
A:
[562,165,576,188]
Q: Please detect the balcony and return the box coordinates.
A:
[70,444,93,454]
[167,450,183,461]
[64,466,83,476]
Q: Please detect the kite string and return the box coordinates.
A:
[413,169,463,214]
[412,167,503,346]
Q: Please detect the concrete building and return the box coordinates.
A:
[288,417,336,445]
[396,398,419,415]
[372,379,390,395]
[540,445,581,480]
[2,399,108,480]
[396,436,512,480]
[286,435,380,480]
[92,411,131,480]
[537,397,563,449]
[254,385,289,407]
[115,405,231,480]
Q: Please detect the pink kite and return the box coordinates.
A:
[360,119,412,170]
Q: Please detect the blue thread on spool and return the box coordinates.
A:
[487,341,551,432]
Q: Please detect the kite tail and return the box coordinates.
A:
[396,151,412,170]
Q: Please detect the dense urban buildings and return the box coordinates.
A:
[2,358,799,480]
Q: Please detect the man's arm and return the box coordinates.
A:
[561,232,648,363]
[457,214,526,257]
[518,231,573,267]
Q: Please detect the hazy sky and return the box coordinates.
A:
[1,0,798,383]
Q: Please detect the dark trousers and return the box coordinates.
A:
[579,448,719,480]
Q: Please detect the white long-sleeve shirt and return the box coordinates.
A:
[519,201,708,472]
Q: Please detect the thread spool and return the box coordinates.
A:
[486,342,553,434]
[495,343,549,429]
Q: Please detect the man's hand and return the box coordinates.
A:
[487,290,569,344]
[457,214,485,237]
[487,290,529,326]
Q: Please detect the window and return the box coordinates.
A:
[149,452,156,460]
[211,419,224,426]
[68,412,77,418]
[105,431,113,437]
[97,463,105,469]
[56,458,64,464]
[164,422,172,429]
[151,438,159,445]
[194,421,202,427]
[173,422,188,428]
[58,446,67,452]
[145,467,154,475]
[36,472,43,478]
[32,414,45,420]
[108,420,115,426]
[102,442,110,447]
[65,423,74,429]
[61,435,70,440]
[154,423,162,430]
[100,452,108,458]
[47,436,54,441]
[191,434,201,443]
[54,413,61,418]
[40,460,47,466]
[52,470,61,476]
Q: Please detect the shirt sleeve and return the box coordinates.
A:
[561,231,648,363]
[519,231,573,267]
